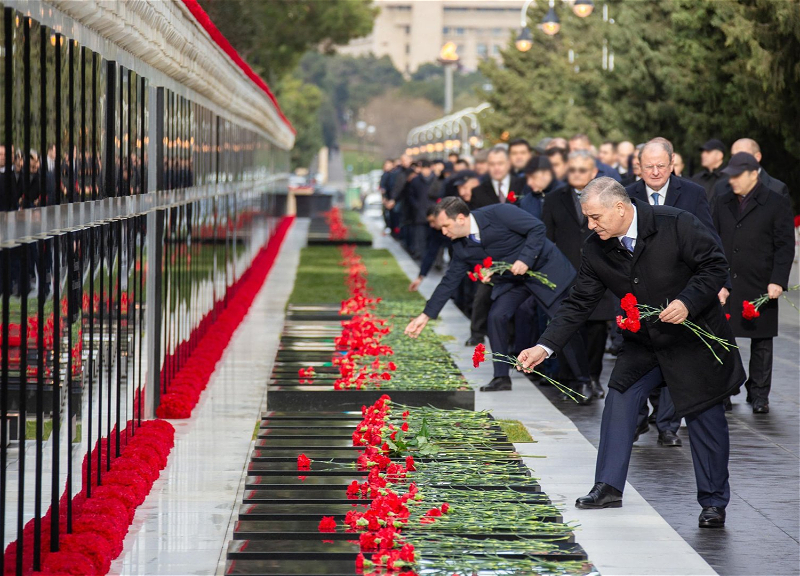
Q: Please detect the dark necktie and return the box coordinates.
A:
[468,233,480,244]
[497,181,505,203]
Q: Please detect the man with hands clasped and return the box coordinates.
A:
[517,177,744,528]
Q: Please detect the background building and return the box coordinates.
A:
[338,0,522,73]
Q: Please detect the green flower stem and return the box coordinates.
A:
[487,353,586,402]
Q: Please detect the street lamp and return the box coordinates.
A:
[515,26,533,52]
[541,0,560,36]
[438,42,460,115]
[572,0,594,18]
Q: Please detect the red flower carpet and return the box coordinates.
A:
[3,217,294,575]
[157,216,295,419]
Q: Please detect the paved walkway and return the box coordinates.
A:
[110,219,308,576]
[367,213,800,576]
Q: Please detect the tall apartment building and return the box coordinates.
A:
[338,1,523,73]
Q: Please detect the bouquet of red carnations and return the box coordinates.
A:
[466,257,556,289]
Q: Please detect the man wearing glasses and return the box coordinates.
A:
[626,137,720,448]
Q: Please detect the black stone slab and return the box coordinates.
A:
[233,520,570,542]
[227,538,586,561]
[255,438,356,448]
[239,503,563,524]
[261,412,363,419]
[225,557,355,576]
[250,450,522,463]
[242,489,551,506]
[245,476,542,493]
[259,419,363,428]
[246,462,530,477]
[256,429,355,439]
[266,388,475,411]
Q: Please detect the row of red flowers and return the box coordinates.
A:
[3,419,175,576]
[300,395,449,575]
[157,216,294,418]
[320,245,398,391]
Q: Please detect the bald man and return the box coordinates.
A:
[712,138,789,204]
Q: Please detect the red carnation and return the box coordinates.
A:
[405,455,416,471]
[297,454,311,470]
[441,502,450,513]
[467,272,477,282]
[483,256,493,268]
[472,343,486,367]
[621,293,638,313]
[388,361,397,371]
[725,313,731,320]
[381,372,392,380]
[742,300,760,320]
[318,516,337,532]
[507,191,517,203]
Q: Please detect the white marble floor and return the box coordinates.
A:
[109,219,308,576]
[366,216,717,576]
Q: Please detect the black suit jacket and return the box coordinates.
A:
[538,200,744,417]
[713,182,795,339]
[542,186,616,320]
[423,204,575,319]
[626,176,716,234]
[470,176,526,209]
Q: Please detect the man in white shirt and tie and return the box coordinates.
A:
[468,147,526,208]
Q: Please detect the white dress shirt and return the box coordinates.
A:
[492,174,511,202]
[645,178,669,206]
[468,214,481,241]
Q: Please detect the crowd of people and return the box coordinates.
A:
[383,133,795,529]
[380,134,794,422]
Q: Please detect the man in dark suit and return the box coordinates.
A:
[508,138,533,178]
[543,151,616,399]
[711,138,790,206]
[518,177,744,528]
[691,139,727,202]
[405,198,586,394]
[406,160,436,259]
[626,137,724,446]
[469,147,526,208]
[455,170,496,346]
[713,152,795,414]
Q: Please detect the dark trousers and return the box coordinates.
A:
[586,320,608,380]
[514,295,559,377]
[744,337,773,401]
[488,285,589,380]
[597,367,730,508]
[637,386,681,433]
[470,282,493,339]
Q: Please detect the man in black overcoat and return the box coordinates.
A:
[713,152,795,414]
[711,138,790,206]
[627,137,723,446]
[518,177,745,528]
[405,197,586,393]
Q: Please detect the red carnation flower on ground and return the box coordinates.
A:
[472,343,486,367]
[742,300,760,320]
[405,455,416,471]
[507,191,517,203]
[297,454,311,470]
[318,516,337,532]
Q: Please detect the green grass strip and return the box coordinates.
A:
[497,419,535,443]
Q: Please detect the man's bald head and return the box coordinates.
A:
[731,138,761,162]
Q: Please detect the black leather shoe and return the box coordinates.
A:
[633,419,650,442]
[590,378,605,399]
[698,506,726,528]
[465,335,485,347]
[657,430,682,447]
[480,377,511,392]
[575,482,623,509]
[752,398,769,414]
[574,382,593,405]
